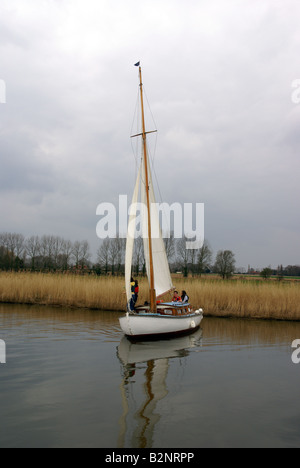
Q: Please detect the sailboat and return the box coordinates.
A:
[119,64,203,339]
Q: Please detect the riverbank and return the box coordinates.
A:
[0,271,300,321]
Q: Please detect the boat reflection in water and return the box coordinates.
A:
[116,328,203,448]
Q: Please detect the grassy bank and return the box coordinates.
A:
[0,272,300,321]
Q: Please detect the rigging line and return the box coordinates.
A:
[143,86,158,133]
[153,166,171,236]
[143,86,158,165]
[146,131,158,168]
[137,82,170,233]
[140,90,169,235]
[142,90,170,234]
[145,150,171,236]
[130,89,141,178]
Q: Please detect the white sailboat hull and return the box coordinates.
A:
[119,310,203,339]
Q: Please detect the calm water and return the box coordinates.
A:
[0,304,300,448]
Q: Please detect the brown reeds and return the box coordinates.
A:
[177,277,300,320]
[0,272,300,321]
[0,272,127,311]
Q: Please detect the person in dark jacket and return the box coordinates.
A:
[181,290,189,303]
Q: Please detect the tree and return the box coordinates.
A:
[97,239,110,274]
[189,245,198,277]
[277,265,284,281]
[197,241,212,276]
[260,267,272,279]
[40,235,56,269]
[0,245,12,270]
[80,240,91,266]
[52,236,64,269]
[8,233,25,261]
[0,233,25,270]
[108,236,125,275]
[0,233,11,269]
[176,236,190,277]
[60,239,73,270]
[116,237,126,274]
[25,236,40,270]
[133,236,144,276]
[164,232,175,264]
[284,265,300,277]
[72,240,91,267]
[214,250,236,279]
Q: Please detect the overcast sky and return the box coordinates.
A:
[0,0,299,269]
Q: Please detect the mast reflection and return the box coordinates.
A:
[117,329,203,448]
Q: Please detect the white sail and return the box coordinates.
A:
[141,150,174,298]
[125,166,141,303]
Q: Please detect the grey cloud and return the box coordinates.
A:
[0,0,299,268]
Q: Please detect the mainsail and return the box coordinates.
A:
[141,151,174,298]
[125,153,174,303]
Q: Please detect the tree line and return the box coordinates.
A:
[0,231,235,278]
[260,264,300,279]
[1,231,299,279]
[0,233,91,272]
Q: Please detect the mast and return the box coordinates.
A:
[138,66,157,313]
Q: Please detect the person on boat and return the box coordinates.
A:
[172,291,182,302]
[181,290,189,303]
[133,280,139,305]
[129,277,136,311]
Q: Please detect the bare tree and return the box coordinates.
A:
[40,235,56,269]
[109,237,119,276]
[116,236,126,275]
[52,236,64,268]
[197,241,212,276]
[0,233,9,252]
[81,240,91,266]
[15,234,25,260]
[25,236,40,270]
[189,244,198,277]
[176,236,190,277]
[214,250,236,279]
[72,240,91,267]
[0,233,11,269]
[163,232,175,265]
[7,233,25,260]
[133,236,144,276]
[97,239,110,274]
[60,239,73,269]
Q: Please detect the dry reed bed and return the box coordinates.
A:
[182,278,300,320]
[0,272,300,321]
[0,272,125,311]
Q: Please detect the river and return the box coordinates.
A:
[0,304,300,448]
